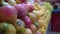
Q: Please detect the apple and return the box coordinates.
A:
[13,19,25,31]
[20,0,27,4]
[27,12,36,23]
[25,28,32,34]
[27,4,34,12]
[30,24,37,34]
[22,3,29,12]
[0,5,17,23]
[17,26,26,34]
[14,4,27,19]
[0,22,16,34]
[13,19,25,34]
[22,16,32,28]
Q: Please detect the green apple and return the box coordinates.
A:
[25,28,32,34]
[17,26,26,34]
[13,19,25,34]
[0,22,16,34]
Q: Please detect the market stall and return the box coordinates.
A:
[0,0,53,34]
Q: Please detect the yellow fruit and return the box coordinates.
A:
[38,16,48,28]
[16,0,21,4]
[25,28,32,34]
[27,13,36,23]
[36,29,46,34]
[0,22,16,34]
[13,19,25,31]
[33,3,42,10]
[33,10,45,20]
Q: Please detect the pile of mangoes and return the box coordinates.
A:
[0,0,53,34]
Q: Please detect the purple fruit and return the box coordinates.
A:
[21,3,29,12]
[22,16,32,28]
[27,5,34,12]
[14,4,27,19]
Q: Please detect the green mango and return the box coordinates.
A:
[0,22,16,34]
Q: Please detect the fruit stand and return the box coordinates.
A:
[0,0,53,34]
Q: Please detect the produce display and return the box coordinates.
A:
[0,0,53,34]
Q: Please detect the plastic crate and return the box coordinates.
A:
[51,9,60,32]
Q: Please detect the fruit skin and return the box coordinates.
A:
[33,10,45,20]
[28,5,34,12]
[30,24,37,34]
[25,28,32,34]
[13,19,25,31]
[36,29,46,34]
[20,0,27,4]
[22,3,34,12]
[22,3,29,12]
[13,19,25,34]
[16,0,21,4]
[6,0,16,6]
[27,12,36,23]
[22,16,32,28]
[17,26,26,34]
[0,22,16,34]
[14,4,27,19]
[16,0,27,4]
[33,3,42,10]
[0,5,17,23]
[43,2,53,11]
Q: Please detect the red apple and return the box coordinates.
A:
[0,5,17,23]
[20,0,27,4]
[14,4,27,19]
[27,4,34,12]
[21,3,29,12]
[22,16,32,28]
[27,12,36,23]
[30,24,37,34]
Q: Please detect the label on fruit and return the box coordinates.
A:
[17,21,22,26]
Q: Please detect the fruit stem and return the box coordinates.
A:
[0,0,4,6]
